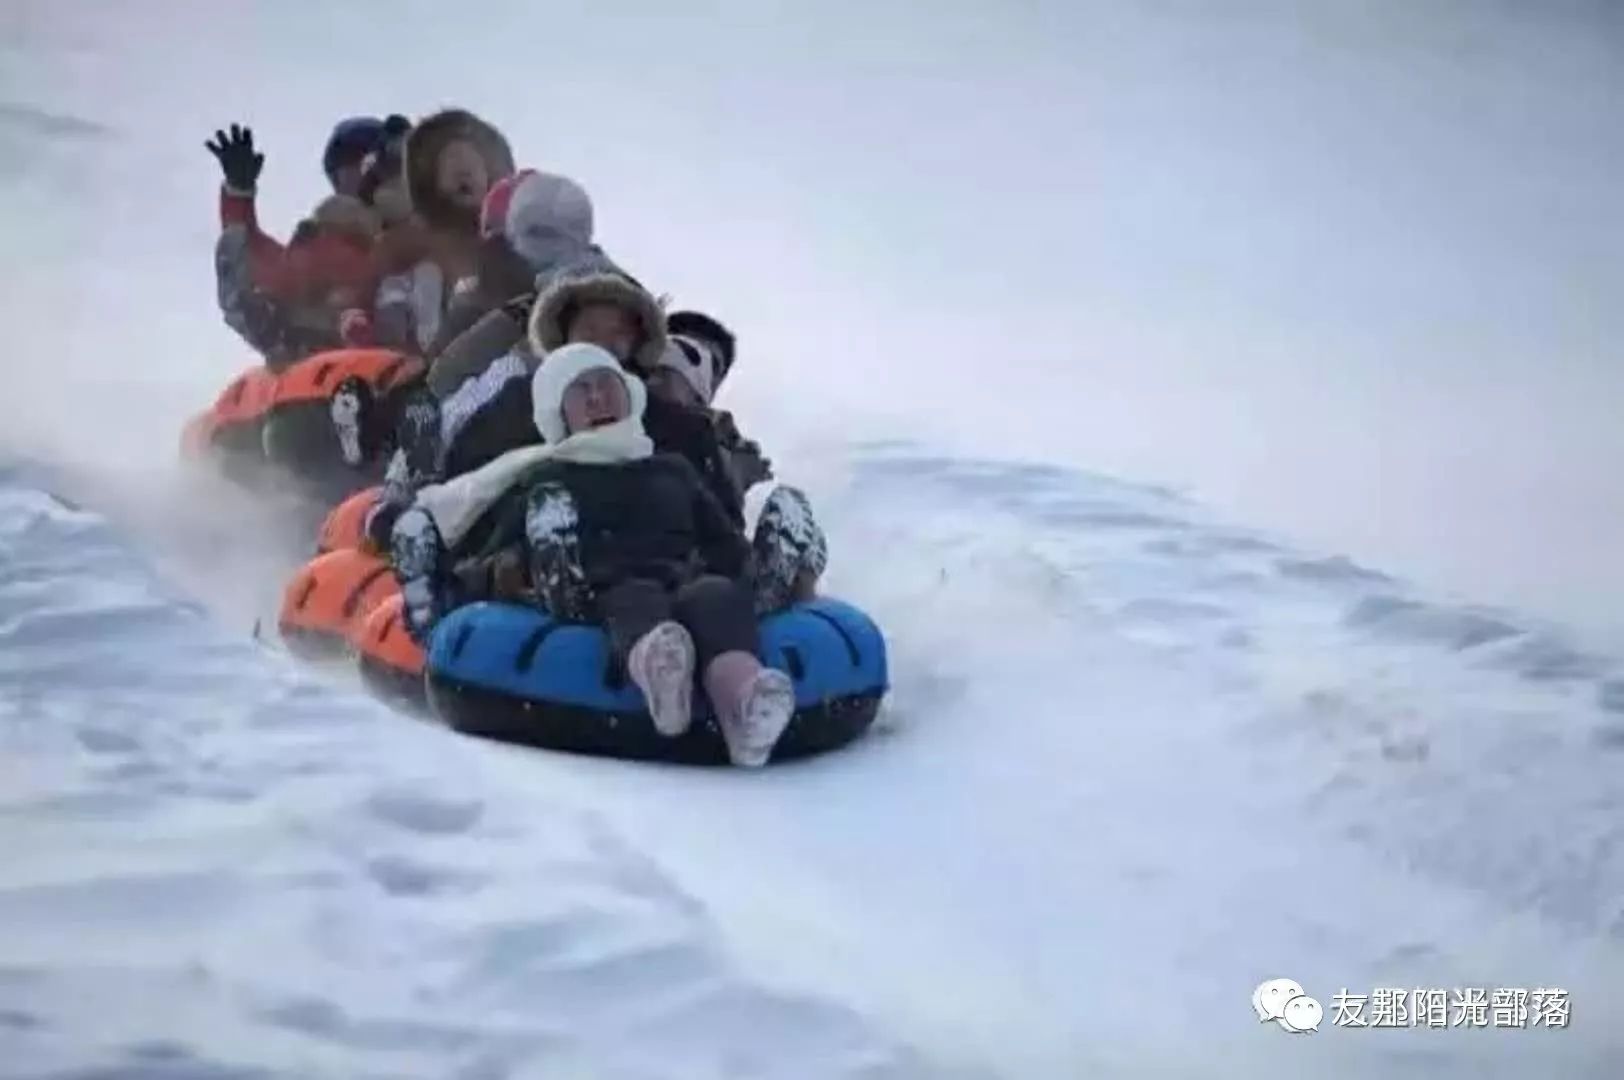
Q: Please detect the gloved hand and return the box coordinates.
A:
[712,409,745,448]
[205,124,265,191]
[727,440,774,493]
[501,291,537,325]
[451,557,491,599]
[449,551,530,601]
[338,308,375,347]
[362,502,401,555]
[489,550,530,600]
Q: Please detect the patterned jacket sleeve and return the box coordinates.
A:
[217,185,285,291]
[214,224,291,362]
[425,304,527,399]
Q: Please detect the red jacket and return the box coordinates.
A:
[280,230,377,307]
[219,184,377,304]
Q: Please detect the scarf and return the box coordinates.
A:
[412,418,652,548]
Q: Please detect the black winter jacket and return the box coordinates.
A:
[458,453,748,601]
[642,396,745,528]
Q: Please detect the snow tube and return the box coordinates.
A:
[180,365,280,487]
[317,485,382,554]
[258,348,424,503]
[424,598,887,764]
[352,592,427,710]
[278,547,398,660]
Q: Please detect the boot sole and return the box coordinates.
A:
[632,624,696,737]
[728,671,796,767]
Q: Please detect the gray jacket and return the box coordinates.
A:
[425,301,532,398]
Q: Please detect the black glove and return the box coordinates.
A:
[728,441,774,492]
[489,549,531,600]
[713,409,742,447]
[205,124,264,191]
[362,502,400,555]
[451,553,531,602]
[451,557,492,600]
[501,292,538,325]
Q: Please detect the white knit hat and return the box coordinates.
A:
[480,168,595,273]
[530,342,647,444]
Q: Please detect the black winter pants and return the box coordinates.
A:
[600,575,758,668]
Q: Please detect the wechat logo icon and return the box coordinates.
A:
[1254,978,1323,1034]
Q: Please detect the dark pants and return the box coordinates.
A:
[600,575,758,668]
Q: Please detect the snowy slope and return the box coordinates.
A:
[0,471,972,1080]
[7,450,1624,1078]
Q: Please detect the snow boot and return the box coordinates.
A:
[390,505,447,643]
[752,485,828,615]
[628,621,697,737]
[393,384,443,483]
[707,651,795,767]
[329,375,375,468]
[523,482,592,622]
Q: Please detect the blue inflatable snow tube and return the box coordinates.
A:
[424,597,888,764]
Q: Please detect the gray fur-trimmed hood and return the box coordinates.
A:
[527,266,668,372]
[404,108,516,232]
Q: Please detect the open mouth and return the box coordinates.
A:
[587,415,617,429]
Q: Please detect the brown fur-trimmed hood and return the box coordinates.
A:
[405,108,516,233]
[528,266,668,372]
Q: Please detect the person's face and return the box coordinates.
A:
[566,303,640,365]
[647,368,703,409]
[370,174,411,226]
[330,161,364,197]
[561,368,631,434]
[436,139,491,210]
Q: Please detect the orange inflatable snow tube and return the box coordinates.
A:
[179,410,217,458]
[266,347,423,410]
[181,364,282,448]
[259,348,425,501]
[277,547,399,660]
[213,364,283,422]
[317,485,383,554]
[180,365,282,482]
[352,591,427,709]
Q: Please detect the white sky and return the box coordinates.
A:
[1,0,1620,645]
